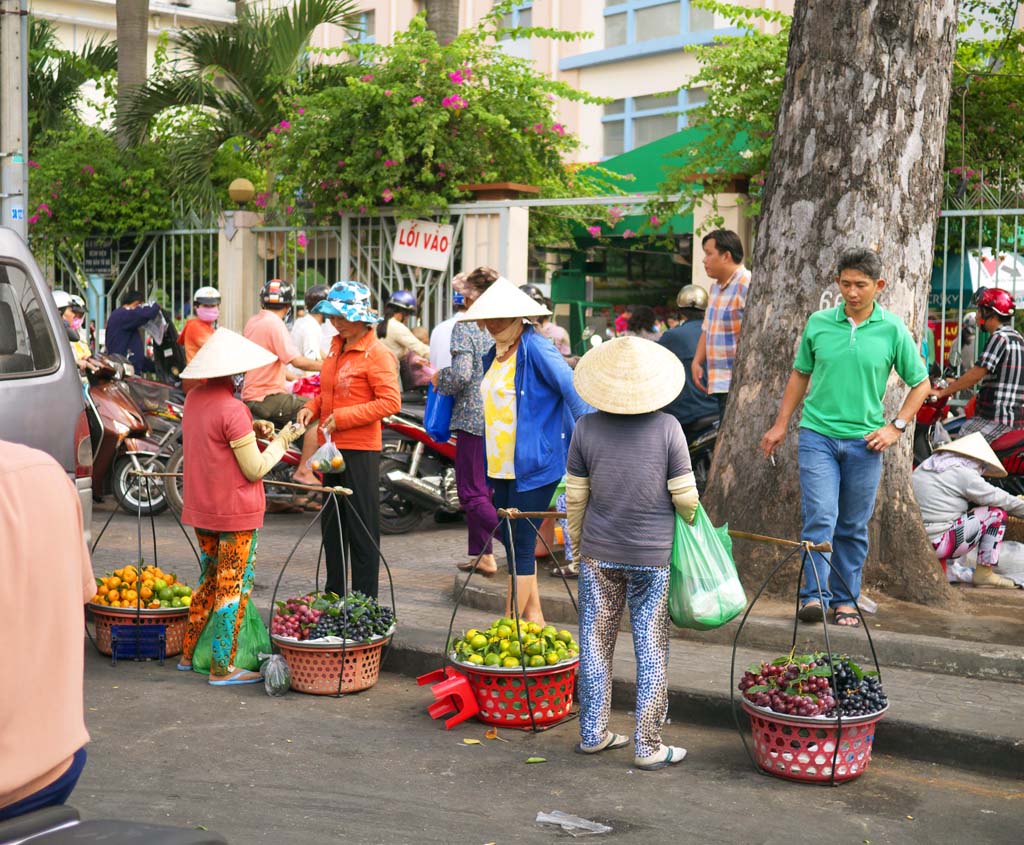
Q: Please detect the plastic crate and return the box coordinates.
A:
[110,624,166,664]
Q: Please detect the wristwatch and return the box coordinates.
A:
[892,418,908,433]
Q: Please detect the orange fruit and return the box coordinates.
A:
[331,456,344,469]
[148,600,160,609]
[165,574,175,586]
[124,589,138,602]
[140,586,153,600]
[108,576,121,590]
[98,585,109,596]
[108,590,120,602]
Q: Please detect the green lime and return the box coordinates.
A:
[498,617,514,628]
[483,653,501,666]
[546,652,559,665]
[157,587,174,602]
[496,625,512,638]
[526,641,544,657]
[466,653,484,665]
[170,597,183,608]
[465,628,480,640]
[470,634,489,650]
[528,654,546,668]
[508,641,522,658]
[153,578,168,591]
[541,625,557,638]
[556,630,573,644]
[502,657,521,668]
[160,599,171,608]
[179,586,192,597]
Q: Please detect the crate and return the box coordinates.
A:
[110,624,166,664]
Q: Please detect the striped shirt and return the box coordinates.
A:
[975,325,1024,426]
[702,266,751,394]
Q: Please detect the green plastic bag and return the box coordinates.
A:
[669,505,747,630]
[191,601,271,674]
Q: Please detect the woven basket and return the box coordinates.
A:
[742,700,887,783]
[274,635,390,695]
[87,604,189,657]
[1004,516,1024,544]
[452,657,579,728]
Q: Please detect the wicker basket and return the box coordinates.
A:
[741,699,888,783]
[273,635,390,695]
[1004,516,1024,544]
[87,604,189,657]
[451,656,579,728]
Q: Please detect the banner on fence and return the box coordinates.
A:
[393,220,455,271]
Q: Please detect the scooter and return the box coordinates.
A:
[683,413,719,495]
[380,406,460,534]
[86,353,171,516]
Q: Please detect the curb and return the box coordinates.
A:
[385,622,1024,779]
[452,577,1024,684]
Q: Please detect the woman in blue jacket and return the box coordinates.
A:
[457,276,590,624]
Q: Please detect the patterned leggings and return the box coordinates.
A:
[578,558,670,758]
[182,529,258,676]
[932,507,1007,567]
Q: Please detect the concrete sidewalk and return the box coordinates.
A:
[87,504,1024,779]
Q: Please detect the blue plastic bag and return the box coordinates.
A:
[669,505,747,630]
[424,383,454,443]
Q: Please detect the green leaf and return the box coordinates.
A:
[525,757,546,764]
[848,660,865,681]
[745,685,772,693]
[807,666,833,677]
[771,655,792,666]
[747,662,763,673]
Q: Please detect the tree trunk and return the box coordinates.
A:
[424,0,460,45]
[704,0,960,606]
[116,0,150,149]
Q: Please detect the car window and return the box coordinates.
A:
[0,262,60,378]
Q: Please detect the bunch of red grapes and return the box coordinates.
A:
[739,660,836,718]
[270,594,323,640]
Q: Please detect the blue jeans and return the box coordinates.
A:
[798,428,883,608]
[489,478,559,575]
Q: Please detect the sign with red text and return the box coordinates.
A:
[393,220,455,271]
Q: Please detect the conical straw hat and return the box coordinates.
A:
[935,432,1007,477]
[572,336,685,415]
[179,327,278,380]
[455,276,550,321]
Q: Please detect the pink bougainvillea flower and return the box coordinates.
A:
[384,159,397,167]
[296,107,305,115]
[272,125,282,134]
[375,149,383,157]
[587,225,601,237]
[28,214,39,225]
[286,205,294,215]
[341,191,348,198]
[533,123,544,133]
[81,165,95,175]
[361,74,375,82]
[552,123,566,136]
[442,95,467,110]
[384,89,392,96]
[382,189,394,202]
[411,95,424,104]
[338,159,346,168]
[448,70,465,85]
[649,215,661,226]
[360,205,367,214]
[279,120,291,130]
[27,160,39,169]
[609,206,624,220]
[37,203,52,217]
[297,232,309,248]
[255,192,270,208]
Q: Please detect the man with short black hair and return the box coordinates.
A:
[691,229,750,413]
[104,289,161,372]
[761,248,931,627]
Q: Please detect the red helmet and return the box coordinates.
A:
[974,287,1015,317]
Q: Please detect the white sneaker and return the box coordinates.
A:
[634,744,686,770]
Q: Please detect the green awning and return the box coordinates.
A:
[930,254,974,310]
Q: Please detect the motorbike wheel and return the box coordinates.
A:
[163,446,185,514]
[379,457,426,534]
[913,425,933,467]
[112,456,169,516]
[692,450,711,496]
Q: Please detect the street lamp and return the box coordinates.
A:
[228,177,255,206]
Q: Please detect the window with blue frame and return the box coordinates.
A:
[499,2,533,36]
[604,0,715,48]
[348,10,376,44]
[601,88,707,157]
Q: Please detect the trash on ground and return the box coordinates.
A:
[536,811,612,836]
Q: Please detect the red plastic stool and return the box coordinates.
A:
[417,667,479,729]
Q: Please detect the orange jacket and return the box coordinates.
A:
[303,328,401,451]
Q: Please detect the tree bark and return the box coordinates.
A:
[116,0,150,149]
[704,0,960,606]
[424,0,460,45]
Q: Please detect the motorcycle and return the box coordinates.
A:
[682,413,719,495]
[380,406,460,534]
[86,353,171,516]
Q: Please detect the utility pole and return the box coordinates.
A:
[0,0,29,239]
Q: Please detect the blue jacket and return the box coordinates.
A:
[105,302,161,372]
[482,325,591,491]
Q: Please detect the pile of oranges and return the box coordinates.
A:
[90,564,192,610]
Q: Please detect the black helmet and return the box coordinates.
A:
[304,284,329,312]
[260,279,294,308]
[520,284,547,308]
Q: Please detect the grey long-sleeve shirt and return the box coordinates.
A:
[912,464,1024,541]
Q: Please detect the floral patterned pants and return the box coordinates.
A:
[182,528,258,676]
[578,558,670,758]
[932,507,1007,567]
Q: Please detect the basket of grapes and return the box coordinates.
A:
[737,652,889,784]
[448,618,580,728]
[271,592,396,695]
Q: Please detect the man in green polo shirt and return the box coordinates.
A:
[761,249,931,627]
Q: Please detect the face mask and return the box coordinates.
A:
[196,305,219,323]
[490,320,524,358]
[70,316,85,331]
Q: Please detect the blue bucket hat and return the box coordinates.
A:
[312,280,382,324]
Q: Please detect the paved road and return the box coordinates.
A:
[77,648,1021,844]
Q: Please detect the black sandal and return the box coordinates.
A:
[797,602,824,622]
[832,609,861,627]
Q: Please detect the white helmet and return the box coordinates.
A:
[52,290,86,313]
[193,286,221,306]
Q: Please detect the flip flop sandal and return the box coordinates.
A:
[634,745,687,770]
[456,560,498,575]
[208,668,262,686]
[574,732,630,755]
[798,602,825,622]
[550,563,579,579]
[832,609,861,628]
[176,661,193,672]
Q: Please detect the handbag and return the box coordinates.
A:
[668,505,747,630]
[424,383,454,443]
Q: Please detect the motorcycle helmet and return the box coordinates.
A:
[387,290,418,312]
[304,284,329,312]
[520,284,547,308]
[260,278,294,308]
[193,285,221,307]
[676,284,709,310]
[52,290,86,314]
[973,287,1015,317]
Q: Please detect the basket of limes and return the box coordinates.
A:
[449,618,579,728]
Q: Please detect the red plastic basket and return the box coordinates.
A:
[88,604,189,657]
[452,657,578,728]
[741,699,887,783]
[274,635,390,695]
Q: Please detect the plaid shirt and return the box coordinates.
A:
[702,266,751,393]
[975,325,1024,426]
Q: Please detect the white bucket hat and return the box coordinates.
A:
[455,276,551,321]
[935,432,1007,477]
[572,336,685,415]
[179,327,277,380]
